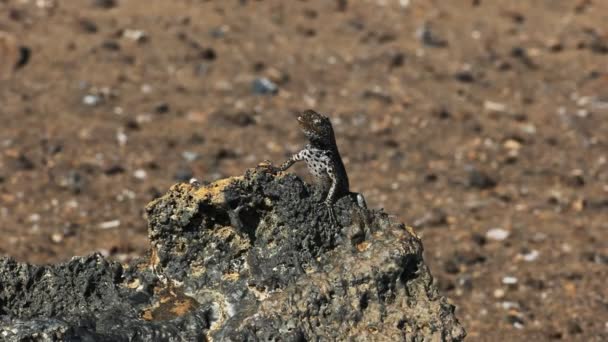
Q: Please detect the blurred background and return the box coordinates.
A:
[1,0,607,340]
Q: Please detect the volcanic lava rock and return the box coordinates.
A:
[0,169,465,341]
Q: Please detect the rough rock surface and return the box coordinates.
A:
[0,169,465,341]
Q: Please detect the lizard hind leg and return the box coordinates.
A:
[325,202,339,227]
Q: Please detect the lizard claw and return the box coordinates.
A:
[257,160,279,174]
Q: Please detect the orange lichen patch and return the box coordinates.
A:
[149,247,160,267]
[356,241,370,252]
[126,278,141,289]
[222,272,240,281]
[170,299,195,317]
[215,226,236,240]
[193,176,243,204]
[405,225,419,239]
[140,285,200,322]
[140,309,154,321]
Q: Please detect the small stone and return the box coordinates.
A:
[122,29,148,43]
[116,130,128,146]
[567,320,583,335]
[78,19,98,33]
[83,94,101,106]
[154,102,170,114]
[104,164,125,175]
[486,228,510,241]
[98,220,120,229]
[101,40,120,51]
[16,153,35,170]
[389,52,405,68]
[199,48,216,61]
[252,77,278,95]
[140,84,152,94]
[92,0,116,9]
[471,233,487,246]
[416,23,448,48]
[520,249,539,262]
[502,276,518,285]
[503,139,522,150]
[59,171,85,194]
[133,169,147,180]
[454,70,475,83]
[484,100,507,113]
[51,232,63,243]
[493,288,505,299]
[468,169,497,189]
[28,213,40,222]
[181,151,199,162]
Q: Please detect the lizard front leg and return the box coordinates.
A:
[260,150,306,173]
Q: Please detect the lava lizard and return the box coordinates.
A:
[262,109,366,224]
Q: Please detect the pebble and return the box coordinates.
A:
[199,47,216,61]
[501,301,519,310]
[502,276,518,285]
[454,70,475,83]
[484,100,507,113]
[104,164,125,175]
[416,23,448,47]
[98,219,120,229]
[252,77,278,95]
[493,288,505,299]
[468,168,497,189]
[51,232,63,243]
[486,228,510,241]
[28,213,41,222]
[92,0,116,9]
[389,52,405,68]
[79,18,98,33]
[503,139,522,150]
[123,29,148,43]
[520,249,540,262]
[83,94,101,106]
[154,102,170,114]
[181,151,199,162]
[60,170,85,194]
[133,169,147,180]
[116,130,128,146]
[16,153,35,170]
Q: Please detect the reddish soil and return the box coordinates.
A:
[1,0,607,340]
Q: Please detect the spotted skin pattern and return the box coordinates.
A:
[274,110,351,223]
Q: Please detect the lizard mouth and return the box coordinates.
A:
[297,115,310,130]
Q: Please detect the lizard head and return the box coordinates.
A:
[297,110,335,144]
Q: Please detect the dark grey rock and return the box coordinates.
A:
[252,77,278,95]
[467,168,497,189]
[0,169,465,341]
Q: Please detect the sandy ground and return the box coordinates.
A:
[1,0,607,340]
